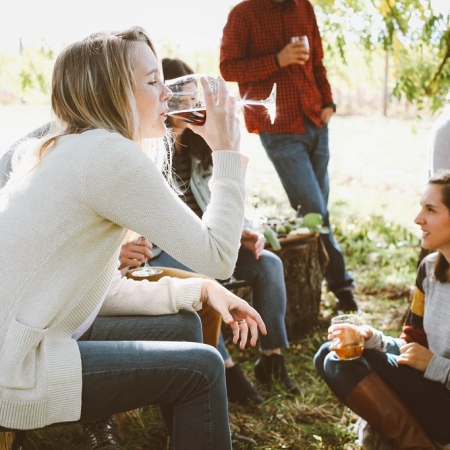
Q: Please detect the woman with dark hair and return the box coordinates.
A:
[314,171,450,449]
[146,57,299,405]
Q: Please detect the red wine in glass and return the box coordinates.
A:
[165,73,277,125]
[167,108,206,125]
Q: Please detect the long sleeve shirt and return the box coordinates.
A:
[220,0,334,134]
[0,129,248,429]
[407,253,450,388]
[366,252,450,390]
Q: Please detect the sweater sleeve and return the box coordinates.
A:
[83,135,248,280]
[363,327,405,355]
[99,270,203,316]
[424,354,450,389]
[400,262,428,347]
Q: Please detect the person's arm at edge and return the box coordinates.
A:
[0,122,55,188]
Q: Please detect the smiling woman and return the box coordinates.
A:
[314,171,450,448]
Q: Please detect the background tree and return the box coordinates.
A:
[0,0,448,113]
[315,0,450,112]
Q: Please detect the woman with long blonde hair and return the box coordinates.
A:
[0,26,265,450]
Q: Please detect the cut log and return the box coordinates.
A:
[0,431,26,450]
[267,233,329,338]
[0,433,14,450]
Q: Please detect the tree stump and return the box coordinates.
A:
[0,431,25,450]
[267,233,329,338]
[0,433,14,450]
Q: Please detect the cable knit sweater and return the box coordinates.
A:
[0,129,248,429]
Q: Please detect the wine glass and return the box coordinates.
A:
[132,260,163,278]
[165,74,277,125]
[130,237,163,278]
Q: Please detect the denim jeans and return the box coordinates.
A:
[259,119,354,294]
[77,310,231,450]
[314,342,450,444]
[149,247,289,359]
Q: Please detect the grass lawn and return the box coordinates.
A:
[0,104,435,449]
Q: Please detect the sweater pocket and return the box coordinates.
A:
[0,319,47,389]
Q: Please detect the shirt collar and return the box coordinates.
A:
[264,0,298,10]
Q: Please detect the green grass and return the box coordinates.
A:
[0,106,434,448]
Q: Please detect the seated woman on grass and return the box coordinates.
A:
[314,170,450,449]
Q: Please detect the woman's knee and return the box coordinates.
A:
[255,250,284,275]
[173,309,203,343]
[314,342,331,373]
[188,344,224,383]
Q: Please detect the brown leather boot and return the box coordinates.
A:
[345,372,436,449]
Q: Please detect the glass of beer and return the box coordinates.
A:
[330,314,364,361]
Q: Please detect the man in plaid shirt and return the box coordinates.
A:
[220,0,358,314]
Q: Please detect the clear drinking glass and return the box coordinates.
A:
[291,35,310,50]
[130,237,163,278]
[329,314,364,361]
[131,260,163,278]
[165,74,277,125]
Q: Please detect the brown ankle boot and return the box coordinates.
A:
[345,372,436,449]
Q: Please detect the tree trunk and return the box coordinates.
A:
[268,233,329,338]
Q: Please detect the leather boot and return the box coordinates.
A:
[82,417,125,449]
[226,364,264,405]
[254,354,299,394]
[345,372,436,449]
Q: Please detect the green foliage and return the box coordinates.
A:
[19,43,55,104]
[0,0,448,111]
[333,213,420,289]
[0,53,21,102]
[314,0,450,111]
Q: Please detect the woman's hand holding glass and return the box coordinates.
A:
[125,237,162,278]
[201,278,267,350]
[165,74,240,152]
[165,73,277,135]
[119,237,153,270]
[328,314,365,360]
[195,76,241,153]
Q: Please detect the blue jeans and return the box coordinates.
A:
[314,342,450,444]
[77,310,231,450]
[150,247,289,359]
[259,119,354,294]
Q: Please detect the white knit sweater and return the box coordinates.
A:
[0,129,248,429]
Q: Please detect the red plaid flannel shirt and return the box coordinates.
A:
[220,0,334,134]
